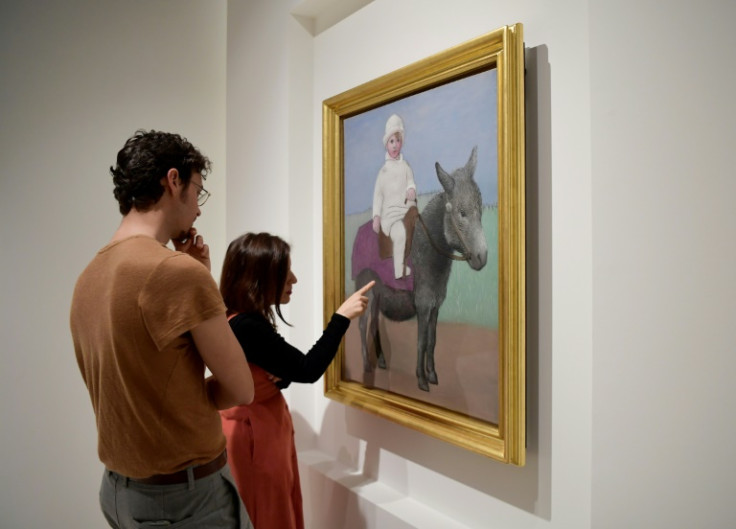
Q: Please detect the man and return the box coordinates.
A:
[70,130,255,528]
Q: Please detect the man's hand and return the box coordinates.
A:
[406,188,416,202]
[372,215,381,234]
[173,228,211,271]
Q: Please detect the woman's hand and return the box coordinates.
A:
[372,215,381,234]
[336,281,375,320]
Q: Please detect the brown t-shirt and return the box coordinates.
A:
[70,235,226,478]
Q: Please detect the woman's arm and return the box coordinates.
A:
[230,313,349,383]
[230,282,374,384]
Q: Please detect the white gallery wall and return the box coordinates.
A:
[2,0,735,527]
[0,1,228,527]
[227,0,736,528]
[228,1,591,527]
[589,1,736,525]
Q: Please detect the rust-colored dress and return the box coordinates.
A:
[220,312,350,529]
[221,365,302,529]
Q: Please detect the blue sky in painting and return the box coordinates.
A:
[343,69,497,215]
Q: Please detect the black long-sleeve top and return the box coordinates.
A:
[228,312,350,389]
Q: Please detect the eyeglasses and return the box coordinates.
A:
[192,181,211,206]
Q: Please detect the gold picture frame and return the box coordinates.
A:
[322,23,525,465]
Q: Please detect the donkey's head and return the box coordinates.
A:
[435,146,488,271]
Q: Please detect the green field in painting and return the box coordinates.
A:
[344,195,498,329]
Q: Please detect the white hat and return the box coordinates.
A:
[382,114,405,146]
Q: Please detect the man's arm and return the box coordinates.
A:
[191,314,254,409]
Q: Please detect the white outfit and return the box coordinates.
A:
[372,153,416,278]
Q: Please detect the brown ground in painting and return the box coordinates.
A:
[343,317,499,424]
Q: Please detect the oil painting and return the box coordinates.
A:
[322,24,525,464]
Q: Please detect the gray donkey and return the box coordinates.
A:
[354,146,488,391]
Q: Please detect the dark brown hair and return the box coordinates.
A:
[110,129,212,215]
[220,232,291,327]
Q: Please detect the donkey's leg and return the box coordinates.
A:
[370,291,387,369]
[357,271,385,372]
[426,307,440,385]
[415,306,430,391]
[357,274,374,372]
[359,310,372,373]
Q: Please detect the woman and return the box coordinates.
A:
[218,232,373,529]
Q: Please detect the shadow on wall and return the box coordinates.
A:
[291,410,369,529]
[294,44,553,523]
[523,43,553,522]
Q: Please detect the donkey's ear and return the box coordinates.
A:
[465,146,478,175]
[436,161,455,193]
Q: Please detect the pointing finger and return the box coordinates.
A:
[357,281,375,295]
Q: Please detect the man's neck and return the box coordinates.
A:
[112,208,170,245]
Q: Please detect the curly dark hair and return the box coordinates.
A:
[220,232,292,328]
[110,129,212,215]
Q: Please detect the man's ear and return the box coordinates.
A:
[162,168,181,195]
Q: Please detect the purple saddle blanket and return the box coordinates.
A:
[351,221,413,291]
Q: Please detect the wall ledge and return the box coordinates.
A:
[298,449,472,529]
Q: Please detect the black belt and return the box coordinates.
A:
[132,451,227,485]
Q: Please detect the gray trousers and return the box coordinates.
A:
[99,464,253,528]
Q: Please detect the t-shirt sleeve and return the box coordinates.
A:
[139,254,225,351]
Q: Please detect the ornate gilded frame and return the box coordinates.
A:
[322,24,525,464]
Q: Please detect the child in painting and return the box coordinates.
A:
[372,113,417,279]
